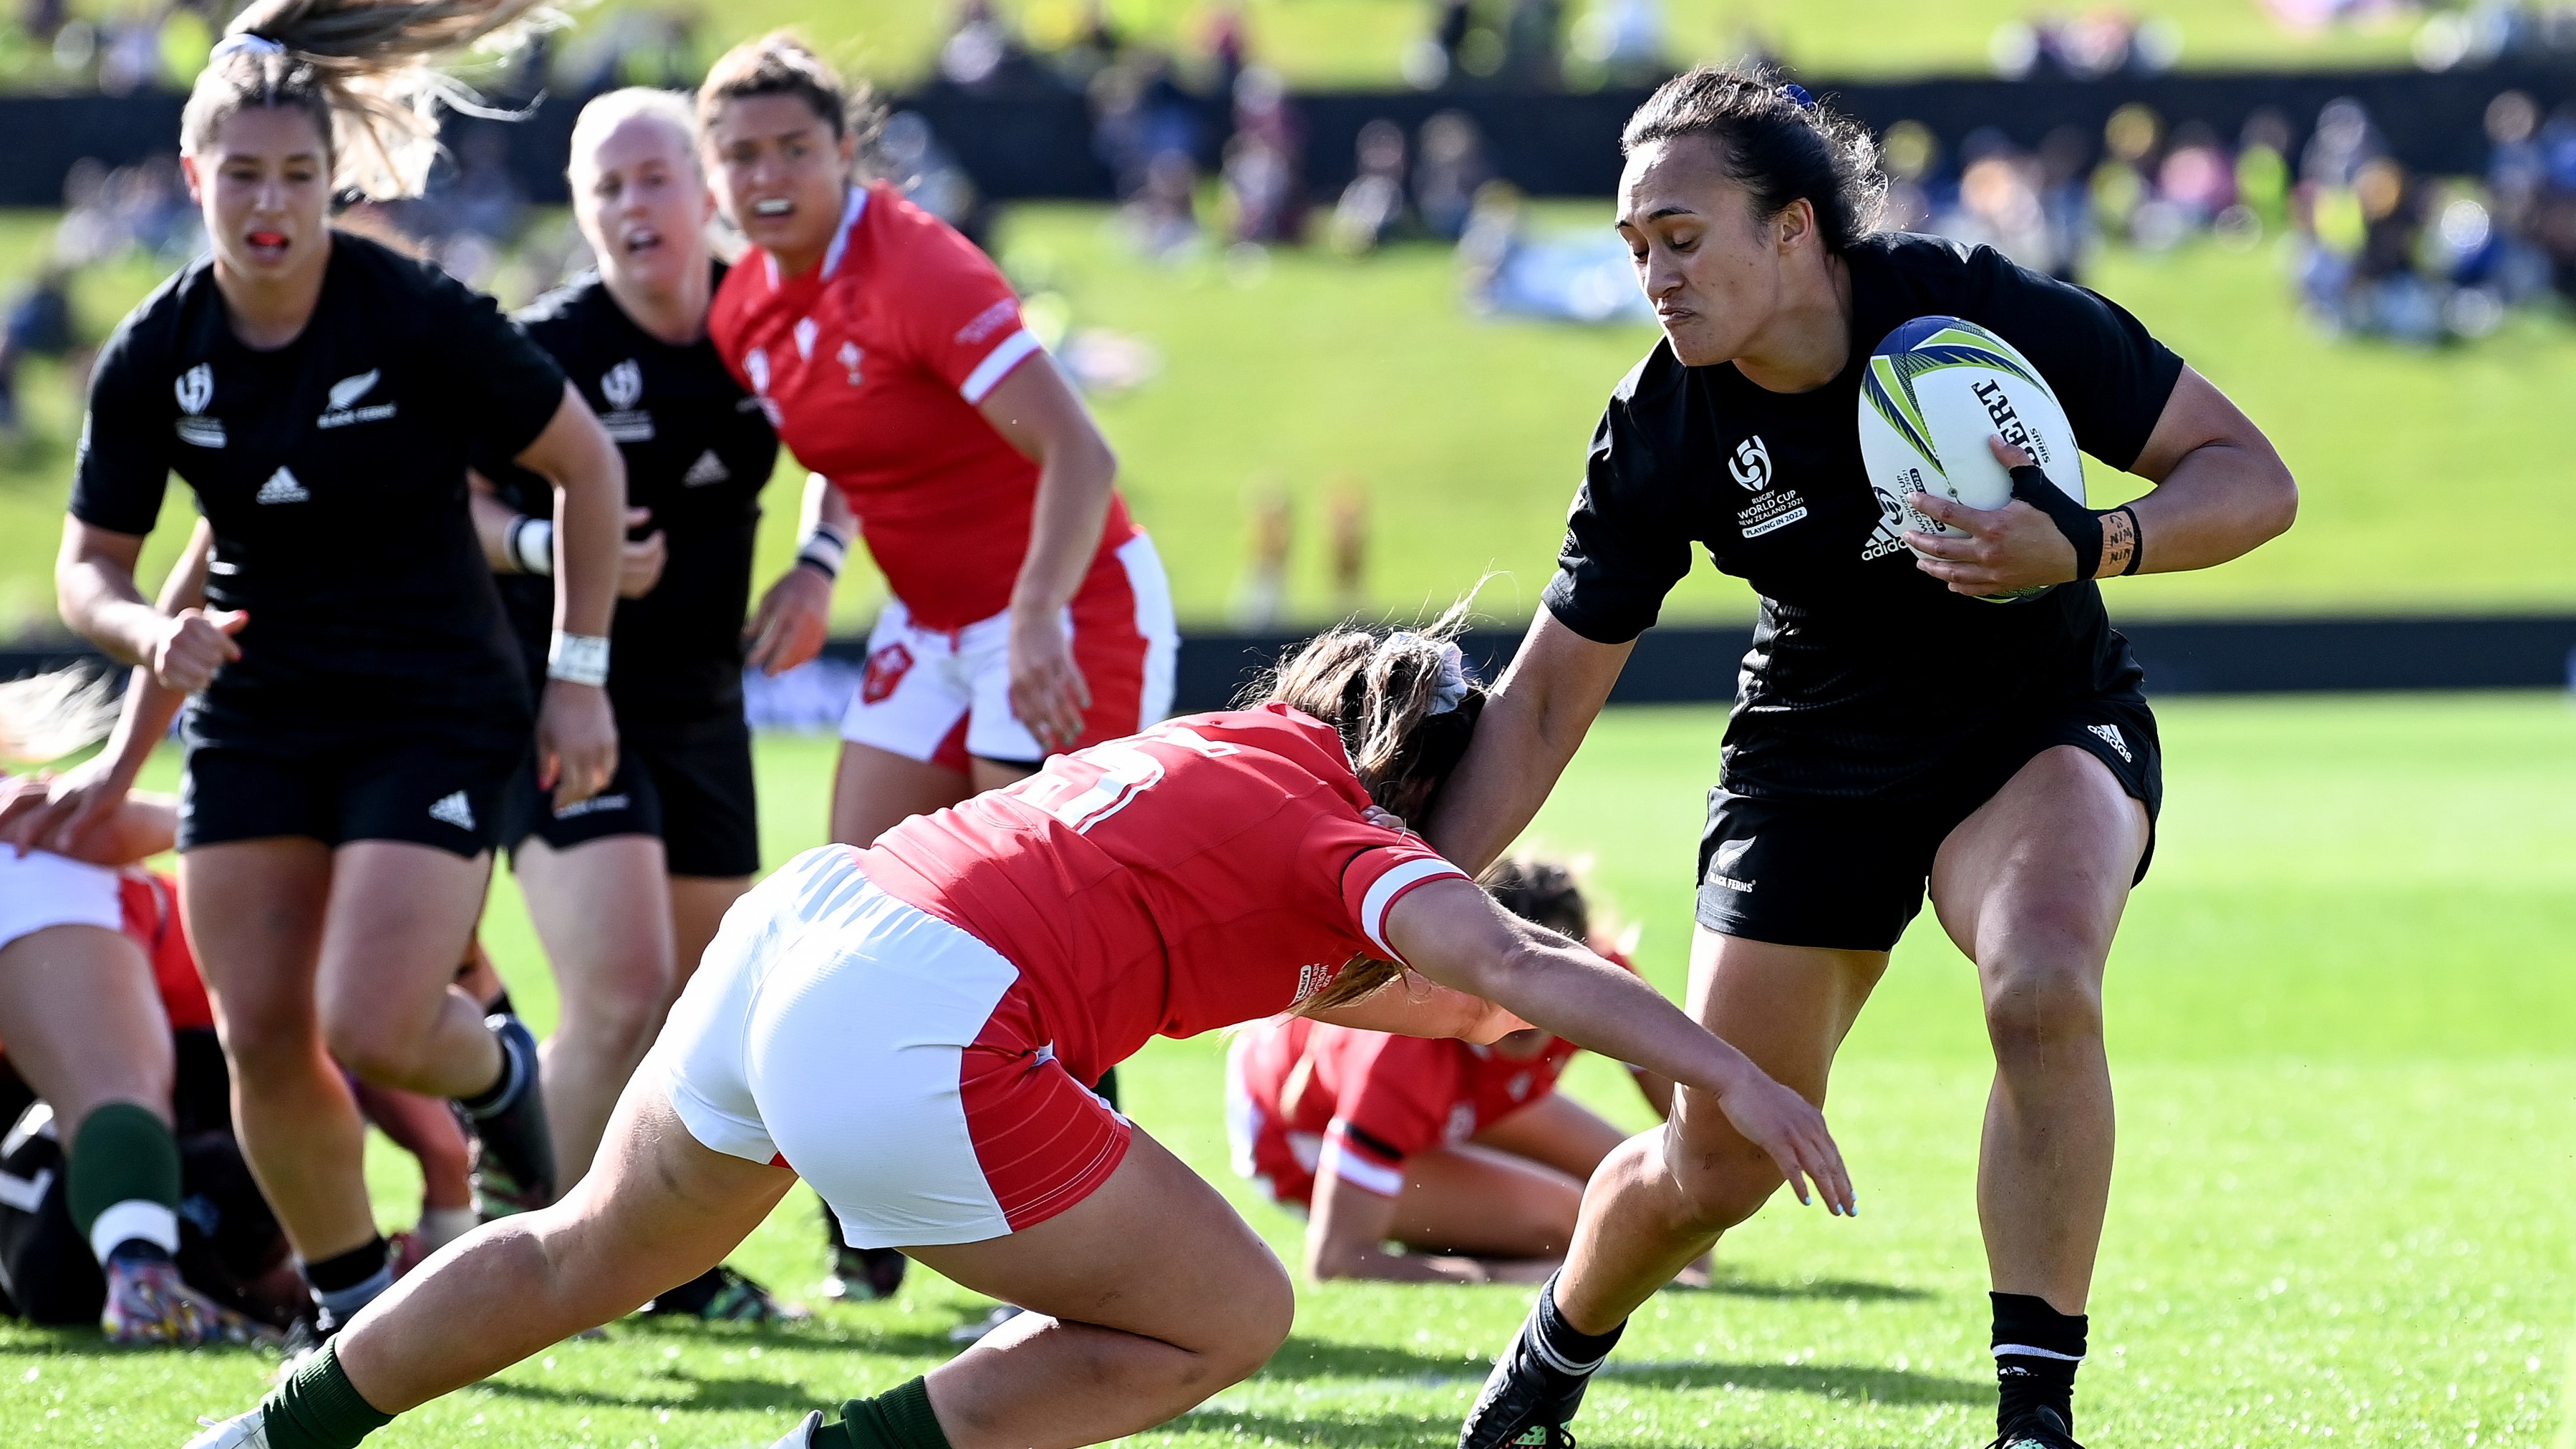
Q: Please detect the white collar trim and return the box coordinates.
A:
[765,185,871,290]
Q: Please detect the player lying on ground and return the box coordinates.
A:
[1433,69,2294,1449]
[1230,856,1698,1285]
[42,0,630,1339]
[0,669,267,1344]
[183,618,1853,1449]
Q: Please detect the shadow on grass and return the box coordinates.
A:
[473,1368,813,1415]
[1251,1336,1979,1405]
[1692,1274,1933,1303]
[1170,1400,1929,1448]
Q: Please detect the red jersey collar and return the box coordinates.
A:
[763,183,871,291]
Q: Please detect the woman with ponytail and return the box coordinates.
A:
[42,0,628,1342]
[1431,69,2296,1449]
[183,614,1849,1449]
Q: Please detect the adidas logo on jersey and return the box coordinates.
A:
[427,791,476,831]
[316,369,397,429]
[682,450,730,487]
[254,467,309,504]
[2086,722,2134,762]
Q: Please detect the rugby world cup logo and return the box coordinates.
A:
[602,359,642,412]
[1728,435,1772,491]
[175,364,213,415]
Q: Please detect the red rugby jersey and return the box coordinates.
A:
[709,182,1138,630]
[119,871,215,1034]
[856,704,1469,1088]
[1234,1014,1582,1202]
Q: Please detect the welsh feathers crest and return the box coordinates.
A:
[175,364,213,415]
[601,359,643,412]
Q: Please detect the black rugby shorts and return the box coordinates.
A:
[178,733,522,858]
[1695,696,2162,953]
[502,715,759,880]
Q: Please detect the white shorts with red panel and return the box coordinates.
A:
[0,849,122,954]
[841,532,1178,770]
[654,847,1130,1248]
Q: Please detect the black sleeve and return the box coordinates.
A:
[468,304,573,515]
[1539,399,1694,645]
[1967,246,2184,472]
[67,316,174,536]
[425,266,569,465]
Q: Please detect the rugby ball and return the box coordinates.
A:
[1855,315,2084,602]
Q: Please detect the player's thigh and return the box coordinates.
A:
[557,1079,799,1292]
[0,924,173,1128]
[1929,744,2149,980]
[831,741,971,847]
[1388,1143,1586,1258]
[1471,1089,1632,1181]
[178,838,335,1051]
[312,840,494,1042]
[902,1128,1292,1362]
[515,833,675,1017]
[1664,928,1886,1195]
[667,873,752,990]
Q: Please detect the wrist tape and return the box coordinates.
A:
[796,526,850,582]
[548,630,610,687]
[2006,465,2141,581]
[508,515,554,576]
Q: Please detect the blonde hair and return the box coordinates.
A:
[0,667,118,767]
[1259,601,1491,1017]
[180,0,562,200]
[569,87,700,180]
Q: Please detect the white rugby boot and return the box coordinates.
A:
[767,1410,823,1448]
[183,1411,268,1448]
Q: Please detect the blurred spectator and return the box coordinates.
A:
[1990,9,2181,79]
[1459,180,1651,324]
[940,0,1030,90]
[1405,0,1476,90]
[1221,66,1302,244]
[1415,110,1490,241]
[0,263,85,445]
[1231,483,1292,629]
[1879,120,1940,232]
[881,110,989,246]
[1502,0,1565,88]
[1202,2,1249,100]
[1937,131,2068,276]
[551,4,702,94]
[1568,0,1668,88]
[1330,120,1412,256]
[1325,477,1368,619]
[1041,0,1125,88]
[53,154,198,269]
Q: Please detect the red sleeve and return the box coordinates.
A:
[1318,1030,1460,1198]
[1324,821,1469,965]
[885,206,1041,404]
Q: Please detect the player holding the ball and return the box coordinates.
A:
[1438,69,2295,1449]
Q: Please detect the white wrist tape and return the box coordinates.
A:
[547,630,610,687]
[510,516,555,576]
[795,525,851,581]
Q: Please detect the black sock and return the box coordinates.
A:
[306,1237,392,1322]
[812,1377,951,1449]
[457,1021,526,1119]
[1992,1291,2086,1435]
[1515,1272,1624,1417]
[484,988,515,1018]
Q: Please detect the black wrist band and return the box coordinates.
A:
[2116,505,2144,576]
[2007,463,2104,582]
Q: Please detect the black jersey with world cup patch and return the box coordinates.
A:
[1542,233,2184,802]
[478,266,780,724]
[69,232,565,750]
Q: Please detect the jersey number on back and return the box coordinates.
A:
[1042,725,1239,835]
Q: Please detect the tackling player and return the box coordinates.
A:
[183,619,1852,1449]
[468,86,798,1321]
[1228,858,1682,1285]
[40,0,629,1339]
[700,34,1178,848]
[1431,71,2296,1449]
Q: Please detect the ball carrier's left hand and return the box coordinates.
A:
[1904,437,2143,596]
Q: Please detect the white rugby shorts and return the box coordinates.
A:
[654,846,1130,1249]
[841,533,1177,769]
[0,850,122,954]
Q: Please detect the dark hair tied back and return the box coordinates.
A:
[1621,65,1887,252]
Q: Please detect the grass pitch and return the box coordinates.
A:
[3,689,2571,1447]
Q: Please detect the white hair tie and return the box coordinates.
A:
[210,32,289,62]
[1388,633,1474,716]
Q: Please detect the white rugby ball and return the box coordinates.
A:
[1856,315,2085,602]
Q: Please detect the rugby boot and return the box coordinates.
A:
[1990,1407,2085,1449]
[645,1265,808,1323]
[822,1244,909,1302]
[767,1410,823,1448]
[456,1013,556,1217]
[1457,1318,1590,1449]
[101,1251,266,1347]
[946,1304,1023,1344]
[183,1410,268,1449]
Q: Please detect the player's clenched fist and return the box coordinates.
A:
[149,606,246,693]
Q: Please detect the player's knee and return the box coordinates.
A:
[1980,956,2106,1062]
[1198,1253,1294,1387]
[561,963,669,1056]
[321,1005,437,1085]
[1666,1135,1779,1234]
[213,999,324,1084]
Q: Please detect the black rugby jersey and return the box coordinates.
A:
[1544,233,2184,801]
[478,266,780,724]
[71,232,566,749]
